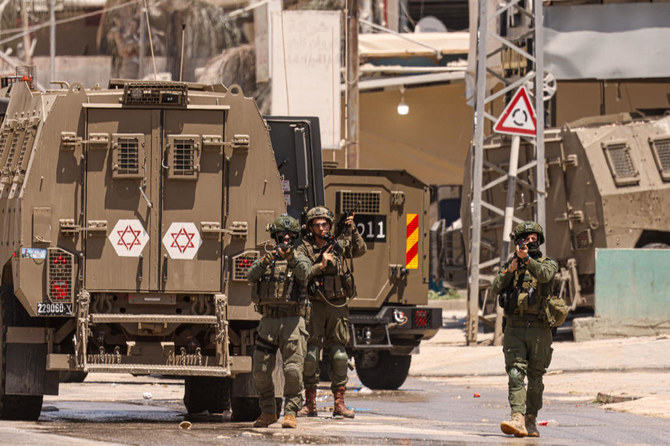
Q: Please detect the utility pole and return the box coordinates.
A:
[50,0,56,82]
[466,0,547,345]
[21,0,31,63]
[346,0,360,169]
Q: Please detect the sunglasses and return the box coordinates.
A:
[312,222,330,229]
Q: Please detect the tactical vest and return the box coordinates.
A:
[510,256,553,316]
[303,240,356,301]
[252,259,307,308]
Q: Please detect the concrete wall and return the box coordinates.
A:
[595,248,670,319]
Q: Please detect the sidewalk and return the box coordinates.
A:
[410,303,670,418]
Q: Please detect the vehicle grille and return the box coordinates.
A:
[339,191,381,214]
[232,251,260,281]
[47,248,75,301]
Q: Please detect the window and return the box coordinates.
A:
[649,136,670,182]
[167,135,200,179]
[112,134,145,179]
[602,141,639,187]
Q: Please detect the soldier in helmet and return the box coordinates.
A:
[296,206,366,418]
[246,215,311,429]
[492,221,559,438]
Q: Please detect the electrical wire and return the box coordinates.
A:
[0,0,163,46]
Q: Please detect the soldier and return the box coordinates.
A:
[246,215,311,429]
[492,221,559,438]
[296,206,367,418]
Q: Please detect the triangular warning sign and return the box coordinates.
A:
[493,87,537,136]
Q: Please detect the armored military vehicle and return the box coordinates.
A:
[458,113,670,313]
[0,78,288,420]
[324,168,442,390]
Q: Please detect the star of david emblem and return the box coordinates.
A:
[117,225,142,251]
[162,222,202,259]
[170,227,196,254]
[109,219,149,257]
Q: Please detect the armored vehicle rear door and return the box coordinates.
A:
[85,109,155,291]
[160,109,224,292]
[85,108,225,292]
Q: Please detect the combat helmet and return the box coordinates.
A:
[305,206,334,226]
[269,215,301,237]
[510,221,545,245]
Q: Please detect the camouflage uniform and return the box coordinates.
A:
[492,221,559,437]
[296,206,367,418]
[246,217,311,426]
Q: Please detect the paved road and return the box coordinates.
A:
[1,373,669,445]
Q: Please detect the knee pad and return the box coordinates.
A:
[329,345,349,377]
[508,367,526,388]
[303,345,320,377]
[283,363,303,394]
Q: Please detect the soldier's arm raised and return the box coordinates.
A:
[349,227,367,258]
[288,252,312,282]
[491,261,515,294]
[526,257,559,283]
[246,255,271,282]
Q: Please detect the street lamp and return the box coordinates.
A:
[397,87,409,115]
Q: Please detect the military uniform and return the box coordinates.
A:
[492,221,559,438]
[296,206,367,418]
[247,216,311,428]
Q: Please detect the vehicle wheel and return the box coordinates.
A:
[59,371,88,383]
[183,376,231,414]
[0,285,44,420]
[231,396,261,421]
[354,351,411,390]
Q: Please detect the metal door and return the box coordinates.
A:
[160,109,225,292]
[85,109,157,291]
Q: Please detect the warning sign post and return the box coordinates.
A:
[493,87,537,137]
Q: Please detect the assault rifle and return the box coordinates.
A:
[316,201,361,262]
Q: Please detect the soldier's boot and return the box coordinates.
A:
[525,414,540,437]
[252,413,278,428]
[282,413,297,428]
[332,386,355,418]
[297,387,318,417]
[500,412,528,437]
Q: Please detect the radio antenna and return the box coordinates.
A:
[142,0,158,80]
[179,23,186,82]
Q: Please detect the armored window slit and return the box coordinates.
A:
[117,139,139,175]
[167,135,200,180]
[649,136,670,182]
[111,134,145,179]
[602,141,639,187]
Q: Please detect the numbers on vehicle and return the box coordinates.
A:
[37,302,73,316]
[355,215,386,242]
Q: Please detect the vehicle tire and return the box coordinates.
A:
[231,396,261,421]
[0,285,44,420]
[183,376,231,414]
[354,351,411,390]
[59,371,88,383]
